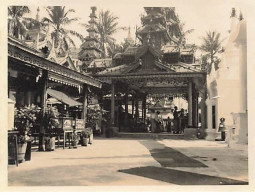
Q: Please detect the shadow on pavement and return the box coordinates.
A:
[139,140,207,167]
[119,166,248,185]
[8,164,120,186]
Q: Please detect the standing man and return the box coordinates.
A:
[173,106,179,134]
[167,116,171,133]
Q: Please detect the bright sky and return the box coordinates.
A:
[22,0,249,51]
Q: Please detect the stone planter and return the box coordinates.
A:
[81,137,89,146]
[17,143,27,162]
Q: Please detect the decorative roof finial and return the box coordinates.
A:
[231,8,236,18]
[91,6,97,15]
[239,11,244,21]
[36,6,40,21]
[128,26,131,38]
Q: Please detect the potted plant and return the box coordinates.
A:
[80,129,90,146]
[44,106,59,151]
[87,127,93,144]
[72,130,79,149]
[14,105,41,162]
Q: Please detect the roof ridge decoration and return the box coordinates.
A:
[135,44,162,60]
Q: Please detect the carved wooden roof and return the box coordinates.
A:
[95,44,206,95]
[8,36,102,89]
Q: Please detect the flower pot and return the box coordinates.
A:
[72,140,78,149]
[45,137,55,151]
[17,143,27,163]
[81,137,89,146]
[25,140,32,161]
[89,134,93,144]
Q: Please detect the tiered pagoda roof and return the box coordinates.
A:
[79,7,102,64]
[137,7,181,48]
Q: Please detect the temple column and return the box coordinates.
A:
[111,81,115,125]
[200,89,206,130]
[239,39,247,113]
[188,81,193,127]
[192,85,198,127]
[39,70,48,151]
[132,98,134,118]
[82,84,88,121]
[142,95,147,123]
[135,98,139,122]
[124,93,129,126]
[230,26,248,144]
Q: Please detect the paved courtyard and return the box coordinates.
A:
[8,138,248,186]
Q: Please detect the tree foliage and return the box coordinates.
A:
[42,6,84,53]
[8,6,31,39]
[200,31,225,73]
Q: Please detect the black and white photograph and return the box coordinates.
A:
[1,0,254,191]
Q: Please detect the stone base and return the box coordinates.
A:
[205,129,221,141]
[230,112,248,144]
[184,128,198,140]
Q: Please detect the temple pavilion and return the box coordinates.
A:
[94,7,207,134]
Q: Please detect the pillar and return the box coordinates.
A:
[111,81,115,125]
[132,98,134,118]
[200,89,206,130]
[135,98,139,122]
[188,81,193,127]
[142,95,146,123]
[239,43,247,112]
[206,100,212,130]
[39,70,48,151]
[82,84,88,121]
[124,93,128,126]
[192,85,198,127]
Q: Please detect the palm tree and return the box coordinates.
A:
[8,6,30,39]
[42,6,84,53]
[97,10,127,57]
[80,10,128,57]
[200,31,225,73]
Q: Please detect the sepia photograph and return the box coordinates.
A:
[1,0,254,191]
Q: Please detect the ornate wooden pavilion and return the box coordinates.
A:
[96,44,207,131]
[95,7,207,133]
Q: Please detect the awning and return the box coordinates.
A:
[47,88,83,107]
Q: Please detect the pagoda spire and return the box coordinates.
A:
[128,26,131,39]
[36,7,40,21]
[230,7,236,18]
[78,6,102,70]
[230,8,238,33]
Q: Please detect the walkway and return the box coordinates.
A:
[8,138,248,186]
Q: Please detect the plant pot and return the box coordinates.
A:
[89,134,93,144]
[25,140,32,161]
[45,137,55,151]
[72,139,78,148]
[81,137,89,146]
[17,143,27,163]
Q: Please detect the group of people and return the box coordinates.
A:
[149,106,187,134]
[172,106,186,134]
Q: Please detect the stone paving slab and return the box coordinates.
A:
[8,138,248,186]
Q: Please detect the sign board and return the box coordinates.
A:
[75,119,85,130]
